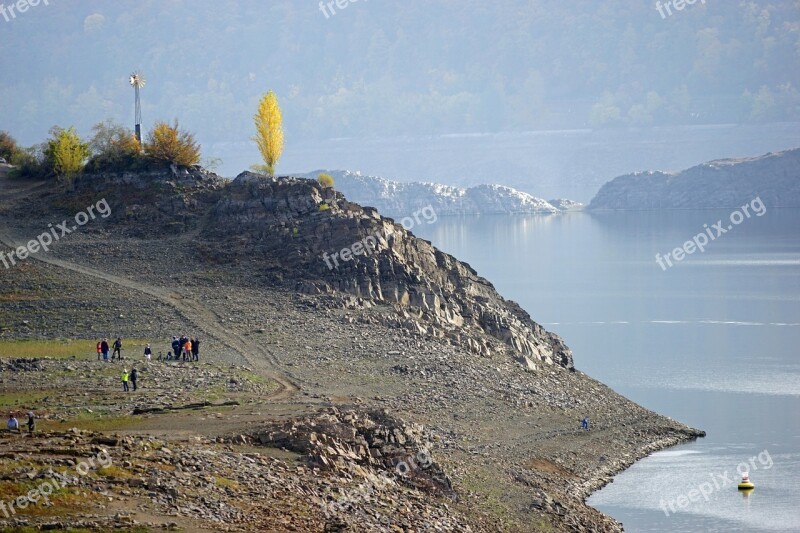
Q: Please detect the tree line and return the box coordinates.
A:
[0,91,285,183]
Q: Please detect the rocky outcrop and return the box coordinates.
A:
[246,407,456,499]
[301,169,562,216]
[207,172,573,369]
[588,148,800,209]
[67,168,573,369]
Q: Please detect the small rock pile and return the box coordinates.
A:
[0,358,44,372]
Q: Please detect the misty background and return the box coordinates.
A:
[1,0,799,200]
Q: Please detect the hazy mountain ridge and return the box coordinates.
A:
[588,148,800,209]
[2,1,799,144]
[300,170,574,217]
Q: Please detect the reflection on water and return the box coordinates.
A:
[413,209,800,532]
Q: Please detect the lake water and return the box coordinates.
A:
[413,209,800,532]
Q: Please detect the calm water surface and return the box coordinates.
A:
[413,209,800,532]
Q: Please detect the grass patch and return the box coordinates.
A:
[61,413,139,432]
[458,465,523,530]
[0,289,45,302]
[0,390,52,410]
[214,476,240,490]
[96,465,132,480]
[0,338,155,361]
[0,529,151,533]
[0,480,90,518]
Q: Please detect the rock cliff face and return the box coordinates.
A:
[301,170,562,216]
[70,167,573,369]
[589,148,800,209]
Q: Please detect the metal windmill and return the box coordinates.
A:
[129,71,146,142]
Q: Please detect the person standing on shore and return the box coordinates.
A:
[26,412,35,434]
[191,338,199,362]
[121,369,130,392]
[101,338,110,362]
[7,414,20,433]
[96,340,102,361]
[112,337,123,360]
[130,368,139,391]
[144,344,152,361]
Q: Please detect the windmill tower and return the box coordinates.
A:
[129,72,146,142]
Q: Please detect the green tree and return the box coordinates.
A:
[143,121,201,167]
[253,90,284,176]
[0,131,20,162]
[8,144,48,179]
[45,127,90,182]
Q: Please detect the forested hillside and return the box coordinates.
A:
[1,0,798,142]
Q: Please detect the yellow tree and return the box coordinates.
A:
[317,172,335,189]
[47,127,90,182]
[144,121,201,167]
[253,90,284,176]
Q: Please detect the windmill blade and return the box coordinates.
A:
[129,71,146,88]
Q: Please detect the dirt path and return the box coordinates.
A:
[0,175,299,402]
[0,227,299,400]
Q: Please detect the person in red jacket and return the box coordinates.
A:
[96,341,102,361]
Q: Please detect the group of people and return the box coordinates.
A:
[162,335,200,362]
[95,335,200,364]
[7,412,35,433]
[92,334,201,393]
[95,337,124,361]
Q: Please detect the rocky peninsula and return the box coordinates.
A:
[0,165,703,531]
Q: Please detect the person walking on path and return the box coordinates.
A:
[144,344,152,361]
[121,369,130,392]
[581,417,590,431]
[7,414,19,433]
[26,412,35,434]
[130,368,139,391]
[101,338,110,362]
[96,340,102,361]
[191,338,200,362]
[112,337,123,360]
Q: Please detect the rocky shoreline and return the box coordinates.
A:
[0,168,704,531]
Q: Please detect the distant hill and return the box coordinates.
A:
[299,170,580,217]
[588,148,800,210]
[3,2,799,142]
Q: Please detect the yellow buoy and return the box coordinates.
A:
[738,473,755,490]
